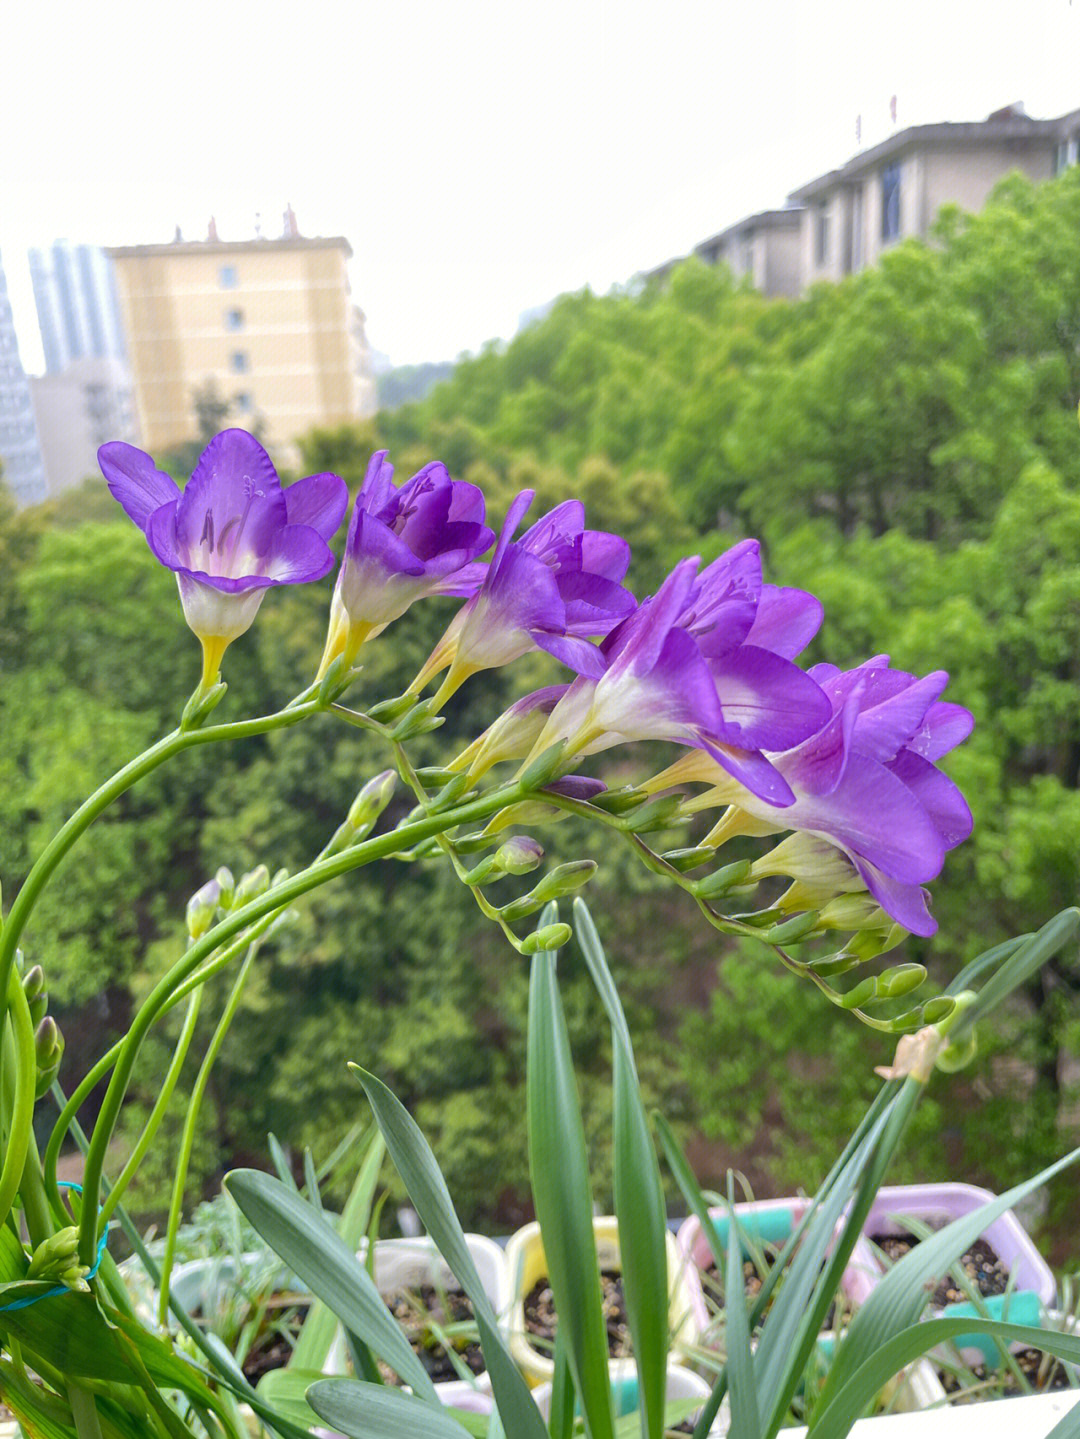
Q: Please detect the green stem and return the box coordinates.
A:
[77,777,526,1264]
[0,969,38,1229]
[98,988,202,1229]
[0,698,322,1039]
[44,910,284,1211]
[68,1383,105,1439]
[158,940,259,1325]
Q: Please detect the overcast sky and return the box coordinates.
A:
[3,0,1080,372]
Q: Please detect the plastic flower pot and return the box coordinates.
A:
[325,1233,508,1402]
[531,1361,718,1432]
[676,1198,880,1344]
[861,1183,1057,1309]
[504,1216,699,1388]
[924,1304,1080,1399]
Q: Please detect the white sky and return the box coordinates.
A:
[2,0,1080,371]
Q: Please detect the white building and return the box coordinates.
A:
[0,252,48,507]
[30,357,139,498]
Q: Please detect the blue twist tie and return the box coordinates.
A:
[0,1182,110,1314]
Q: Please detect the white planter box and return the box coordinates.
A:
[531,1362,723,1433]
[787,1387,1080,1436]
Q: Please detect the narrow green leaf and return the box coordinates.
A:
[348,1066,548,1439]
[548,1326,575,1439]
[814,1144,1080,1418]
[267,1134,298,1189]
[722,1191,761,1439]
[952,909,1080,1036]
[290,1129,385,1372]
[223,1168,437,1402]
[306,1379,473,1438]
[0,1290,134,1381]
[302,1148,322,1212]
[810,1316,1080,1439]
[527,905,615,1439]
[574,899,668,1439]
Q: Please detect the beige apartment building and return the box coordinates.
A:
[692,208,803,298]
[790,104,1080,288]
[652,103,1080,299]
[108,224,375,464]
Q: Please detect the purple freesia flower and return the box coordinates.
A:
[318,450,494,675]
[100,430,347,685]
[654,656,974,936]
[413,490,635,705]
[519,552,831,806]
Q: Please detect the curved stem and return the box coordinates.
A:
[0,970,38,1229]
[0,698,322,1035]
[98,988,202,1229]
[77,777,526,1264]
[68,1383,104,1439]
[158,940,259,1325]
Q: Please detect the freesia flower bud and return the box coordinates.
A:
[521,923,573,954]
[22,965,47,1026]
[661,846,716,873]
[495,836,544,876]
[921,995,956,1024]
[875,963,927,999]
[838,977,878,1010]
[186,879,221,939]
[519,740,569,790]
[693,860,753,898]
[761,911,820,945]
[347,770,397,835]
[34,1016,64,1097]
[591,786,650,815]
[233,865,271,907]
[936,1028,978,1072]
[26,1226,80,1280]
[620,795,683,834]
[215,866,236,908]
[531,862,597,903]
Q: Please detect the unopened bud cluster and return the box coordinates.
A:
[25,1227,89,1290]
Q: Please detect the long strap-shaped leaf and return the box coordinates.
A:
[810,1143,1080,1422]
[949,909,1080,1036]
[349,1065,549,1439]
[722,1183,762,1439]
[306,1379,474,1438]
[528,904,616,1439]
[223,1168,438,1402]
[574,899,669,1439]
[810,1316,1080,1439]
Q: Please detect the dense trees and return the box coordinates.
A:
[4,167,1080,1248]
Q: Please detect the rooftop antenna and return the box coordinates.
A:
[254,212,263,240]
[207,216,219,242]
[283,202,299,238]
[890,95,898,126]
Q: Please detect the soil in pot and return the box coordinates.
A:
[702,1249,849,1333]
[384,1282,485,1383]
[937,1346,1078,1402]
[239,1297,310,1384]
[871,1232,1010,1305]
[524,1272,632,1359]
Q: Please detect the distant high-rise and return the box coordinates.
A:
[29,241,127,374]
[108,215,376,466]
[0,251,48,507]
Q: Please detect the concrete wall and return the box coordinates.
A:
[30,357,138,497]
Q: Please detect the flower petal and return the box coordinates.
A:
[887,749,974,849]
[284,473,349,539]
[709,645,833,751]
[909,701,975,761]
[747,585,824,659]
[532,630,608,678]
[559,571,637,636]
[852,670,950,763]
[780,686,863,797]
[605,557,700,681]
[695,738,796,808]
[854,860,937,937]
[580,530,632,583]
[262,523,337,584]
[99,442,181,530]
[175,429,287,561]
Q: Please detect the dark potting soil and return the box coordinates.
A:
[385,1283,485,1383]
[938,1347,1076,1401]
[702,1252,844,1332]
[524,1272,632,1359]
[240,1301,309,1383]
[871,1233,1009,1306]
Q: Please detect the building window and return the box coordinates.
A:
[815,205,830,266]
[219,265,239,288]
[230,351,249,373]
[225,307,244,331]
[234,392,253,413]
[881,163,902,242]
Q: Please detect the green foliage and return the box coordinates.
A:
[4,165,1080,1257]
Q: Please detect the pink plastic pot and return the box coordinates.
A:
[677,1198,880,1342]
[860,1182,1056,1308]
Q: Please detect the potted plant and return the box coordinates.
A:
[504,1214,699,1387]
